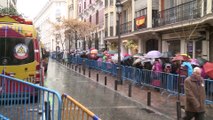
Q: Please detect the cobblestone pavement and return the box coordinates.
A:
[60,61,213,120]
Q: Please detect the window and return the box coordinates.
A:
[79,5,81,13]
[195,40,202,58]
[105,14,108,27]
[110,12,114,36]
[105,14,108,37]
[84,1,86,9]
[167,40,180,56]
[123,10,128,23]
[135,8,147,18]
[89,15,92,23]
[110,12,113,26]
[105,0,108,7]
[96,11,99,25]
[110,0,113,6]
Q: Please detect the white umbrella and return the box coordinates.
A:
[111,54,124,63]
[145,50,161,59]
[133,58,142,65]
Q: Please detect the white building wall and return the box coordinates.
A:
[0,0,7,8]
[34,0,67,52]
[0,0,16,8]
[135,0,147,11]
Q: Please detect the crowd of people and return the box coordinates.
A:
[65,49,212,120]
[67,49,212,80]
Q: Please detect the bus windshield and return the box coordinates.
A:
[0,37,34,65]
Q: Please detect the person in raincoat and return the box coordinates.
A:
[181,62,193,77]
[151,59,163,87]
[152,59,163,72]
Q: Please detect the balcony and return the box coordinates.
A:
[134,8,147,31]
[120,21,132,34]
[158,1,201,26]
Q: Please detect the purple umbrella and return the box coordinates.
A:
[190,59,199,66]
[145,50,161,59]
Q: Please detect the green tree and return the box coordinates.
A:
[0,7,20,16]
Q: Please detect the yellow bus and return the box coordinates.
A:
[0,15,44,85]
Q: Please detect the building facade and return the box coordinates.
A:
[105,0,159,55]
[104,0,213,61]
[67,0,78,19]
[0,0,17,9]
[34,0,67,52]
[77,0,104,50]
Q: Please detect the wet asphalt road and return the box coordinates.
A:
[45,59,172,120]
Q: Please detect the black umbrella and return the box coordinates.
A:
[121,56,134,66]
[196,57,208,66]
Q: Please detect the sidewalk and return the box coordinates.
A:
[63,62,213,120]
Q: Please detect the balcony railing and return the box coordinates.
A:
[120,21,132,34]
[158,0,201,26]
[134,8,147,31]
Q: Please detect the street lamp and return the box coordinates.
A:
[116,0,123,84]
[75,31,77,50]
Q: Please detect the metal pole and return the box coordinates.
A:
[117,11,122,85]
[114,80,118,90]
[177,62,181,120]
[104,76,107,85]
[147,91,151,106]
[52,39,53,52]
[45,101,51,120]
[95,31,99,50]
[79,67,81,73]
[128,83,132,97]
[89,69,91,78]
[83,38,86,50]
[75,31,77,50]
[69,34,71,53]
[96,74,99,82]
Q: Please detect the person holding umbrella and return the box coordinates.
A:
[183,67,206,120]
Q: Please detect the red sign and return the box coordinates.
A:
[135,16,145,28]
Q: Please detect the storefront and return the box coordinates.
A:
[161,30,208,59]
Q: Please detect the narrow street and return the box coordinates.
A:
[45,59,172,120]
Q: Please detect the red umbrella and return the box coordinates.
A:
[172,54,190,61]
[203,62,213,79]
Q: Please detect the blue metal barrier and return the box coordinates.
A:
[69,56,213,104]
[122,66,135,82]
[0,74,62,120]
[205,79,213,104]
[0,114,9,120]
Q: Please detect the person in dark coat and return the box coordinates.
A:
[183,67,206,120]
